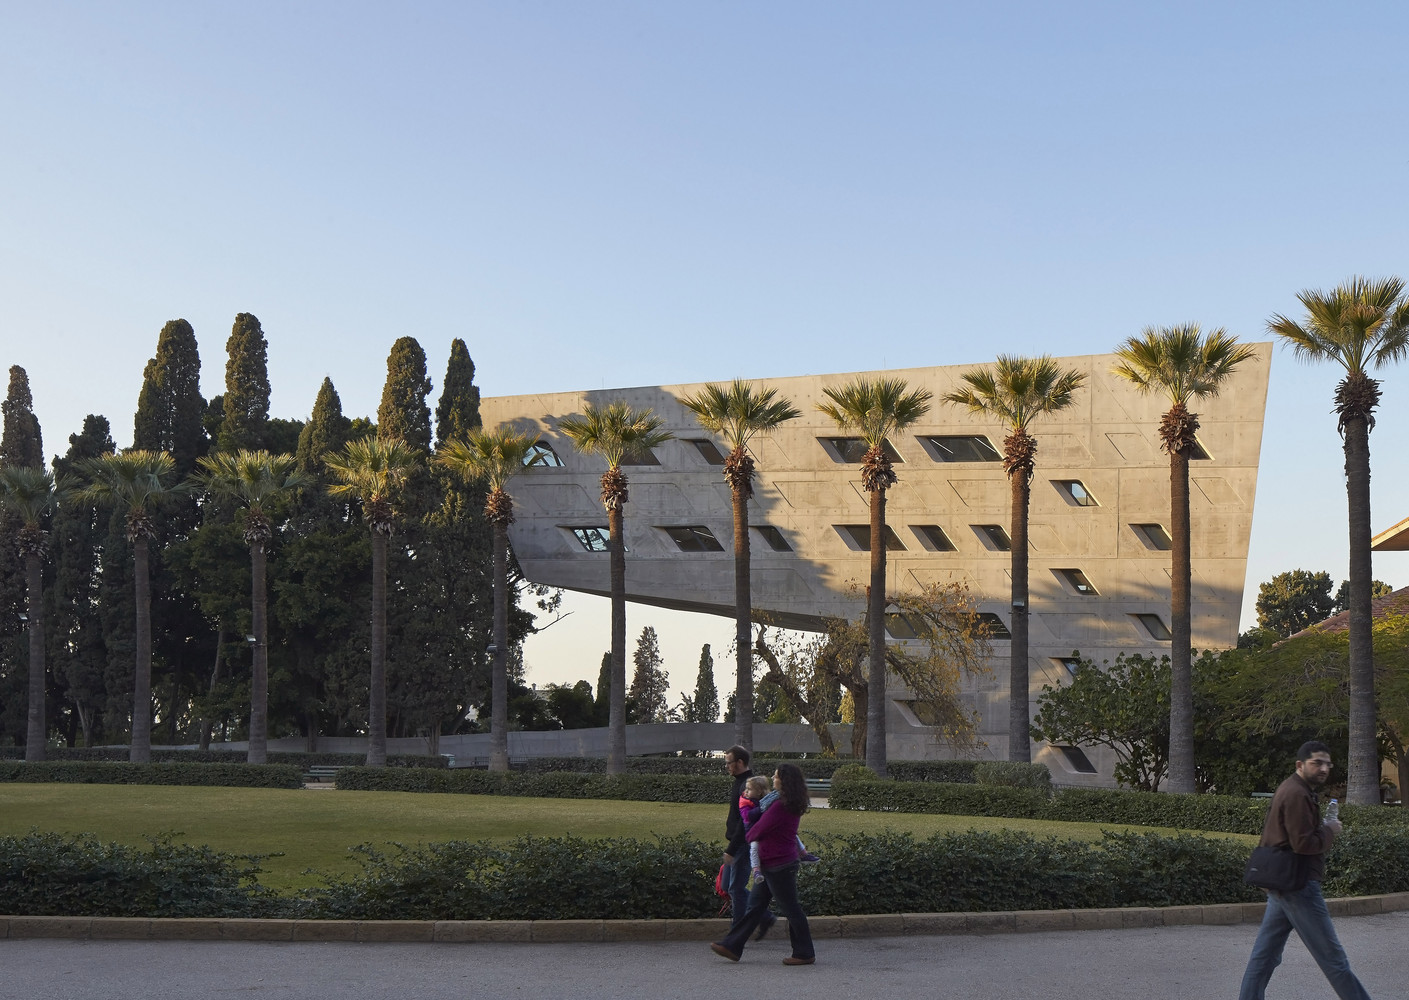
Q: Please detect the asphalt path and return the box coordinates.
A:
[3,911,1402,1000]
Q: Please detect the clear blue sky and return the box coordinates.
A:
[3,2,1407,699]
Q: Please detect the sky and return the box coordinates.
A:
[3,2,1409,703]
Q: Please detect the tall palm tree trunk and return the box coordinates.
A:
[1344,415,1378,804]
[367,532,388,767]
[489,520,510,772]
[1008,475,1031,763]
[131,537,153,764]
[866,488,888,777]
[607,504,627,775]
[1166,447,1194,794]
[24,554,45,762]
[248,543,268,764]
[732,486,753,748]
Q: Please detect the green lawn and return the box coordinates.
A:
[0,784,1254,893]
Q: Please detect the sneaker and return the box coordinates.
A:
[754,913,777,941]
[782,956,815,966]
[710,942,741,963]
[801,852,821,864]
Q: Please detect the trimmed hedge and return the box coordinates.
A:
[973,761,1053,792]
[888,760,980,783]
[1045,788,1269,835]
[828,779,1049,818]
[0,747,445,768]
[507,756,843,778]
[335,767,733,803]
[0,761,304,789]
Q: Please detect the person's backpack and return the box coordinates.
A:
[714,863,732,916]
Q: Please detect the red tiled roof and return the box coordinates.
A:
[1285,586,1409,640]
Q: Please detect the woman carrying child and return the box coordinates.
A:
[710,763,816,966]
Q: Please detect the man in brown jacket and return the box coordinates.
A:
[1238,741,1371,1000]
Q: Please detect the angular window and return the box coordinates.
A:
[1053,480,1098,507]
[1190,438,1211,461]
[661,526,724,552]
[687,438,726,466]
[1133,613,1172,640]
[1054,568,1099,596]
[818,437,902,464]
[835,524,906,551]
[912,524,957,552]
[1055,745,1098,774]
[884,613,922,639]
[753,525,792,552]
[975,612,1012,639]
[973,524,1012,551]
[919,435,1001,463]
[1052,656,1082,677]
[568,527,611,552]
[1131,523,1173,551]
[524,441,565,467]
[621,448,660,466]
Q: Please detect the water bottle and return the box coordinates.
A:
[1325,798,1339,823]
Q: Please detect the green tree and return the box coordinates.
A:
[1269,276,1409,804]
[1111,325,1256,795]
[0,365,43,748]
[1,365,44,469]
[437,426,536,771]
[0,466,70,759]
[194,451,307,763]
[1256,570,1336,638]
[377,337,433,452]
[594,651,611,726]
[943,355,1086,764]
[547,680,598,730]
[680,380,799,749]
[217,313,271,453]
[558,401,672,774]
[434,338,481,448]
[295,378,353,475]
[817,376,932,777]
[325,437,418,766]
[629,625,670,723]
[1333,579,1395,615]
[133,319,207,477]
[691,643,719,724]
[79,451,183,763]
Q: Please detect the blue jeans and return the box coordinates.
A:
[1238,881,1371,1000]
[728,850,752,926]
[719,862,814,961]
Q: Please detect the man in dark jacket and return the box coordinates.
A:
[1238,740,1371,1000]
[722,744,771,931]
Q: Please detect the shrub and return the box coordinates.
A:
[1046,788,1268,834]
[0,761,304,789]
[974,761,1053,794]
[1324,826,1409,896]
[888,760,980,783]
[827,779,1048,818]
[0,747,446,768]
[334,767,733,804]
[828,763,877,784]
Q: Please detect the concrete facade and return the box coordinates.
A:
[480,347,1272,781]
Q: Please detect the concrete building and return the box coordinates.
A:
[480,346,1273,783]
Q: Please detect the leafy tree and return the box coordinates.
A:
[1269,276,1409,804]
[217,313,271,453]
[628,625,670,724]
[377,337,433,452]
[691,643,719,724]
[943,355,1085,763]
[437,426,536,771]
[818,376,932,776]
[755,583,989,758]
[546,680,598,730]
[0,466,70,759]
[558,401,672,774]
[434,338,481,448]
[194,451,306,763]
[133,319,207,477]
[325,437,418,766]
[0,365,43,747]
[295,378,353,475]
[1112,324,1256,794]
[680,380,799,749]
[1333,579,1394,615]
[79,451,183,762]
[1255,569,1335,638]
[1,365,43,469]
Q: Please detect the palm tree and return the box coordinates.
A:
[1112,326,1256,795]
[818,377,932,777]
[195,450,307,764]
[0,466,71,761]
[1269,276,1409,805]
[680,380,800,749]
[325,437,419,767]
[558,401,673,775]
[79,450,182,763]
[943,356,1086,764]
[437,426,537,772]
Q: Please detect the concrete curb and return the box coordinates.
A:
[4,893,1407,943]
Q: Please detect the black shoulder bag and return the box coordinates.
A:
[1243,845,1309,892]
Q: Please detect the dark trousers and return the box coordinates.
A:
[720,862,814,960]
[728,850,752,925]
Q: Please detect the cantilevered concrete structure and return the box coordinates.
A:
[481,346,1272,782]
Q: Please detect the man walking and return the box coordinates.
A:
[1239,741,1372,1000]
[722,746,754,923]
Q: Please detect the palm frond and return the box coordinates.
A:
[679,379,800,451]
[1111,324,1256,405]
[818,376,932,444]
[557,400,673,467]
[437,426,538,492]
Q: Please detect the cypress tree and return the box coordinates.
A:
[133,320,207,476]
[595,651,611,726]
[434,339,481,448]
[0,365,43,745]
[692,644,719,724]
[1,365,43,469]
[218,313,271,453]
[295,378,352,475]
[628,626,670,724]
[376,337,432,452]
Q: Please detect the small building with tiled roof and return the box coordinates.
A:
[1285,586,1409,641]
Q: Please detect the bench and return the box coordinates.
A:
[302,765,347,784]
[804,778,832,797]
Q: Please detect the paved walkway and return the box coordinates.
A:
[3,911,1402,1000]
